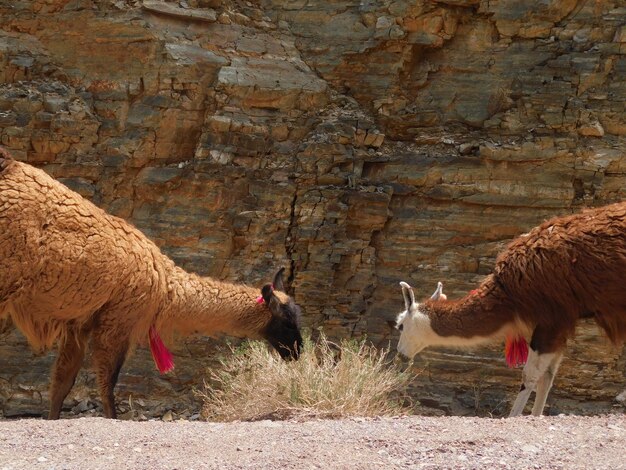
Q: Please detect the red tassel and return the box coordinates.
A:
[504,335,528,368]
[149,326,175,374]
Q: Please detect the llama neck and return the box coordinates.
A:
[159,267,271,339]
[422,275,520,345]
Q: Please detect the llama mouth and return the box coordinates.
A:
[396,351,412,362]
[397,343,424,360]
[398,348,417,361]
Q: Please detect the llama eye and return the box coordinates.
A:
[398,324,403,331]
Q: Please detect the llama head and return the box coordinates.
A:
[393,281,445,359]
[259,267,303,360]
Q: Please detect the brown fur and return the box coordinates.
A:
[421,202,626,351]
[0,150,301,419]
[421,275,518,339]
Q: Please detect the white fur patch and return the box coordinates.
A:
[509,350,563,417]
[521,350,552,384]
[396,305,435,359]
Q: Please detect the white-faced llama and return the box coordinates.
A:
[0,148,302,419]
[393,202,626,416]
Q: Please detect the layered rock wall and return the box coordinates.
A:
[0,0,625,418]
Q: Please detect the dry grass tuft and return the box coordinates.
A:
[197,332,415,422]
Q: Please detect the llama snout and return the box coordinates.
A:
[396,337,424,360]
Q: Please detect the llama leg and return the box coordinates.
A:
[509,347,539,417]
[91,331,129,419]
[509,348,563,417]
[531,352,563,416]
[509,326,566,417]
[48,330,87,420]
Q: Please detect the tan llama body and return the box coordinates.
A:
[0,158,167,350]
[0,148,302,419]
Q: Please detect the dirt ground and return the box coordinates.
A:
[1,414,625,469]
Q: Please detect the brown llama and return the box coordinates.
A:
[392,202,626,416]
[0,147,302,419]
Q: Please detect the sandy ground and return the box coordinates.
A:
[1,414,625,469]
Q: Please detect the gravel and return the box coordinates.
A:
[1,414,626,469]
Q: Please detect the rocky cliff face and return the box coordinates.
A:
[1,0,625,418]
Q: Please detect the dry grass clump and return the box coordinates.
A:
[197,333,414,421]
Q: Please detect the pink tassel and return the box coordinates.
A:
[149,326,175,374]
[504,335,529,368]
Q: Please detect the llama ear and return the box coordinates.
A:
[261,284,282,314]
[399,281,415,310]
[261,284,274,304]
[272,267,286,292]
[430,281,446,301]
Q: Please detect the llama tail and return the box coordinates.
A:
[504,335,528,368]
[149,326,175,374]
